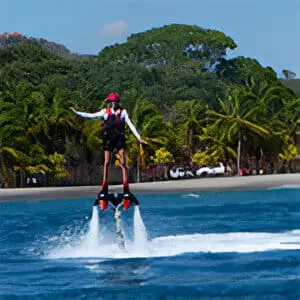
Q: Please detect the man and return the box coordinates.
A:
[71,92,145,209]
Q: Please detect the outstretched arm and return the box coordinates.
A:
[70,107,106,119]
[123,109,144,143]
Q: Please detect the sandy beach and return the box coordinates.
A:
[0,174,299,202]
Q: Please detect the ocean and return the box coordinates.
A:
[1,187,299,299]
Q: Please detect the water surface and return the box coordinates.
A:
[1,188,300,299]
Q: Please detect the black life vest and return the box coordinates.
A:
[102,107,125,138]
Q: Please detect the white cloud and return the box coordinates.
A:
[100,21,129,37]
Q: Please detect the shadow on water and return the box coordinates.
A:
[90,258,151,286]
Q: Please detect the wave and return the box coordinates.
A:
[181,193,201,198]
[268,185,300,190]
[46,230,300,260]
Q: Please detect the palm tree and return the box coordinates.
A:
[0,84,75,186]
[170,100,207,157]
[206,88,269,173]
[0,90,29,186]
[197,125,238,163]
[266,97,300,172]
[0,122,29,187]
[126,99,171,181]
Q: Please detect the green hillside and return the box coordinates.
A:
[0,24,299,188]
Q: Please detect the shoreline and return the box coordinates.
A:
[0,173,299,202]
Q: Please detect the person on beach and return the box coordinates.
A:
[71,92,146,205]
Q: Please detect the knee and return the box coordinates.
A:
[119,157,126,169]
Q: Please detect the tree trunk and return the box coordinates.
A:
[136,157,140,183]
[163,165,168,180]
[20,169,25,187]
[188,128,193,156]
[288,159,293,173]
[259,148,265,175]
[237,132,241,175]
[0,153,9,188]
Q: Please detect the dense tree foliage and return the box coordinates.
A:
[0,24,299,187]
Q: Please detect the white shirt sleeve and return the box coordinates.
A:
[74,108,106,120]
[122,109,141,142]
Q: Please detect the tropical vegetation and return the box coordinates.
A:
[0,25,299,187]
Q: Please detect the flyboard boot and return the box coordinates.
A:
[122,191,139,210]
[94,185,109,210]
[94,180,139,210]
[122,181,135,210]
[94,190,139,210]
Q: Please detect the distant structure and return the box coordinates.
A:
[282,69,296,80]
[0,32,25,49]
[0,32,23,39]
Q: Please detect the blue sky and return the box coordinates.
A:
[1,0,299,77]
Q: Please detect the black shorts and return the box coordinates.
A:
[103,135,126,152]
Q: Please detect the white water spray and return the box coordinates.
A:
[133,206,148,253]
[114,205,125,249]
[84,206,100,248]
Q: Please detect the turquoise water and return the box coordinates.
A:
[1,188,300,299]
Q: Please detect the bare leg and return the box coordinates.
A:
[100,150,111,193]
[117,148,129,193]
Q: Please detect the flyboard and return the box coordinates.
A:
[93,192,139,210]
[93,192,140,249]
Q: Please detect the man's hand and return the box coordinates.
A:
[140,137,148,144]
[70,107,77,114]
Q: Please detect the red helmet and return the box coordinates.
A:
[106,92,120,103]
